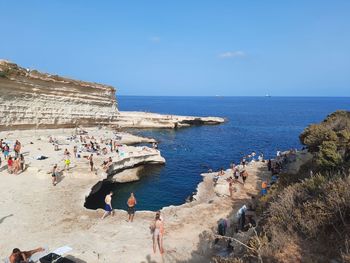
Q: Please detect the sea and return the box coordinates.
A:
[85,96,350,211]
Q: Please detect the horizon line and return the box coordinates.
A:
[118,95,350,98]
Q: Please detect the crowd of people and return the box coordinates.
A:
[3,130,294,260]
[0,139,26,174]
[213,149,300,256]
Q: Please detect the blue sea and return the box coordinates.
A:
[85,96,350,211]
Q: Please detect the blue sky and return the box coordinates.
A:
[0,1,349,96]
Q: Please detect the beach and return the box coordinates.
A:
[0,127,269,262]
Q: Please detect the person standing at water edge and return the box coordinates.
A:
[127,192,137,222]
[101,191,114,219]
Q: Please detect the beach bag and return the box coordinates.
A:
[39,253,74,263]
[39,253,62,263]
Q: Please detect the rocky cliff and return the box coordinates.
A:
[0,60,119,130]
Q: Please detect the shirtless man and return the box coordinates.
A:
[101,191,114,219]
[9,247,44,263]
[127,192,137,222]
[52,164,59,186]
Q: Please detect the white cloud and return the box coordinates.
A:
[149,36,161,43]
[218,51,246,59]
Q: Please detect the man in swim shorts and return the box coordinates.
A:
[101,191,114,219]
[127,192,137,222]
[52,164,59,186]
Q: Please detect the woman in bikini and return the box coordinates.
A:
[13,157,20,174]
[151,212,164,254]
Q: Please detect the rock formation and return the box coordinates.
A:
[0,60,225,131]
[0,60,119,130]
[117,111,225,128]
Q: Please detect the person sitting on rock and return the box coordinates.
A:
[102,157,113,171]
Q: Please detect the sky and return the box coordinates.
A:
[0,1,349,96]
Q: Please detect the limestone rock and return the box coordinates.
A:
[0,60,119,130]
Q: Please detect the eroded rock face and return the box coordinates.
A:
[0,60,119,130]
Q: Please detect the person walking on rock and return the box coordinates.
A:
[101,191,114,219]
[52,164,59,186]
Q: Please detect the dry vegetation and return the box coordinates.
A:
[222,111,350,263]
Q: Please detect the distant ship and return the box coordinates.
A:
[265,93,271,97]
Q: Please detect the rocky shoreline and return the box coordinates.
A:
[0,124,268,262]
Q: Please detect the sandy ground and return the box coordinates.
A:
[0,128,269,262]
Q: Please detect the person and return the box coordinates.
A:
[215,218,228,244]
[241,170,248,184]
[64,148,70,157]
[52,164,59,186]
[241,157,246,168]
[234,168,239,180]
[152,142,158,149]
[73,146,77,158]
[13,157,20,174]
[7,156,14,174]
[227,177,234,198]
[19,154,25,172]
[14,140,21,158]
[218,218,227,236]
[101,191,114,219]
[88,154,94,172]
[258,152,264,162]
[9,247,44,263]
[151,211,164,254]
[109,140,113,152]
[103,157,113,171]
[127,192,137,222]
[64,158,71,170]
[3,143,10,160]
[251,151,256,162]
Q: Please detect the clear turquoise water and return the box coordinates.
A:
[85,96,350,211]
